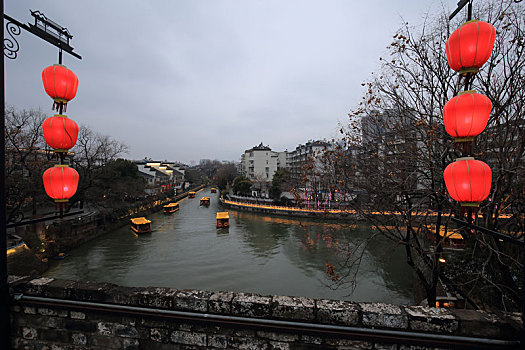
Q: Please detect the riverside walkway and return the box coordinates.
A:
[221,198,513,220]
[221,198,448,219]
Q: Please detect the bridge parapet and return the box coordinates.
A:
[8,276,521,349]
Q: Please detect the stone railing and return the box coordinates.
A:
[8,276,521,349]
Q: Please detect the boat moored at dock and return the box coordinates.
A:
[163,202,180,214]
[216,212,229,228]
[130,217,152,234]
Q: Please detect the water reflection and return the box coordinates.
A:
[231,211,291,259]
[45,189,414,304]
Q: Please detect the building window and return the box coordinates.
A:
[265,167,269,173]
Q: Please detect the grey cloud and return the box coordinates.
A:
[5,0,454,163]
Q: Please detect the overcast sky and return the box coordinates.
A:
[5,0,458,165]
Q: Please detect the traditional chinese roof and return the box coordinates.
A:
[216,212,229,220]
[130,217,151,225]
[250,142,271,151]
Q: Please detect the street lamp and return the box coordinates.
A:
[1,6,82,348]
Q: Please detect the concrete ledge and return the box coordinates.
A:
[317,299,360,326]
[9,276,521,349]
[231,292,272,318]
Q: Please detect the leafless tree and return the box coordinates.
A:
[70,126,128,207]
[4,106,129,218]
[332,0,524,308]
[5,107,51,220]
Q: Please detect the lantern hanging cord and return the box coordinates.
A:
[56,101,66,114]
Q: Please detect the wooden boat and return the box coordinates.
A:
[188,191,196,198]
[51,252,70,260]
[216,212,229,228]
[211,188,217,193]
[163,202,179,214]
[130,217,152,234]
[200,197,210,206]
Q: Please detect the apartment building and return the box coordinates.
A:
[240,143,279,182]
[288,139,334,180]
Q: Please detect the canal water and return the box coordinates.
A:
[44,188,414,304]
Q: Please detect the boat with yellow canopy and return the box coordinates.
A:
[163,202,179,214]
[216,212,229,228]
[130,217,152,234]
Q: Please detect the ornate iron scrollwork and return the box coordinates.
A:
[4,20,21,59]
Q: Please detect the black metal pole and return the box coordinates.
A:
[0,1,11,348]
[523,253,525,347]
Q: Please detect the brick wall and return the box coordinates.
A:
[8,276,521,349]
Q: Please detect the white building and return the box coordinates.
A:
[135,160,186,195]
[239,140,336,198]
[240,143,279,182]
[275,151,288,170]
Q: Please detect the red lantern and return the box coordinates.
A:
[42,64,79,107]
[443,158,492,206]
[445,20,496,74]
[43,165,79,202]
[443,90,491,142]
[42,114,79,152]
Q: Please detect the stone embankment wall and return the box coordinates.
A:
[9,276,521,350]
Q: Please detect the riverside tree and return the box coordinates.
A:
[5,107,49,221]
[88,158,146,209]
[215,162,238,191]
[269,168,291,203]
[185,159,224,186]
[332,0,524,309]
[70,125,128,209]
[4,106,129,220]
[232,175,252,196]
